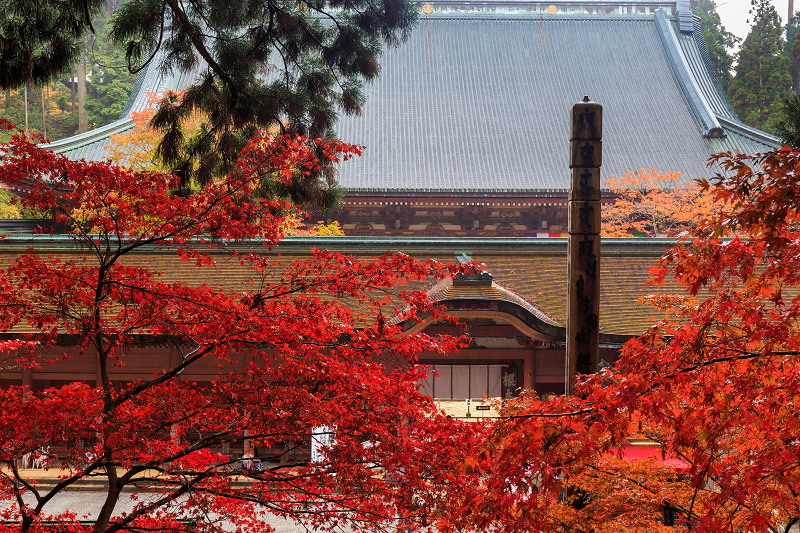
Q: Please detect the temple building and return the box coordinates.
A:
[1,0,781,411]
[0,235,683,410]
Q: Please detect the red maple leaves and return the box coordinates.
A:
[5,113,800,533]
[0,120,480,533]
[441,148,800,533]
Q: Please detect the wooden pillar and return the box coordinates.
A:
[566,96,602,395]
[523,346,535,390]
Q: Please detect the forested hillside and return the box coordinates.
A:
[697,0,800,137]
[0,0,135,142]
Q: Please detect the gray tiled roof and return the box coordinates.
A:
[334,12,778,193]
[46,2,779,194]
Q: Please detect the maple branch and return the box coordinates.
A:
[71,175,249,268]
[501,408,593,420]
[108,343,218,409]
[103,482,198,533]
[672,347,800,377]
[188,480,402,526]
[33,464,107,519]
[7,461,37,528]
[103,476,202,533]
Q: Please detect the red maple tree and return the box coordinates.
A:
[438,148,800,533]
[0,121,483,533]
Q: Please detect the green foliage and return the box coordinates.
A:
[55,94,68,112]
[729,0,792,132]
[0,2,137,141]
[0,0,104,90]
[0,85,78,141]
[774,93,800,146]
[84,9,137,125]
[691,0,739,93]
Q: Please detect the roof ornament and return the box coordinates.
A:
[454,253,493,282]
[675,0,694,33]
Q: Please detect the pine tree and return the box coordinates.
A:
[691,0,739,93]
[1,0,418,204]
[786,12,800,93]
[84,9,137,126]
[0,1,105,90]
[729,0,792,131]
[774,93,800,146]
[107,0,417,199]
[0,1,144,140]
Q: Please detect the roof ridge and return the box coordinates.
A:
[654,9,723,138]
[717,116,781,147]
[686,13,739,120]
[489,280,561,325]
[425,276,561,328]
[44,116,136,155]
[422,14,655,20]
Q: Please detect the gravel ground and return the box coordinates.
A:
[0,491,332,532]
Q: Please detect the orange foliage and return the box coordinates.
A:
[105,92,202,172]
[602,168,716,237]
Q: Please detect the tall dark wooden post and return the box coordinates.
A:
[566,96,602,396]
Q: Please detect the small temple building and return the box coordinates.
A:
[0,234,707,412]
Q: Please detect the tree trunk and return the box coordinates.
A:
[23,81,32,132]
[93,468,122,533]
[41,85,47,138]
[71,70,76,111]
[78,46,88,133]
